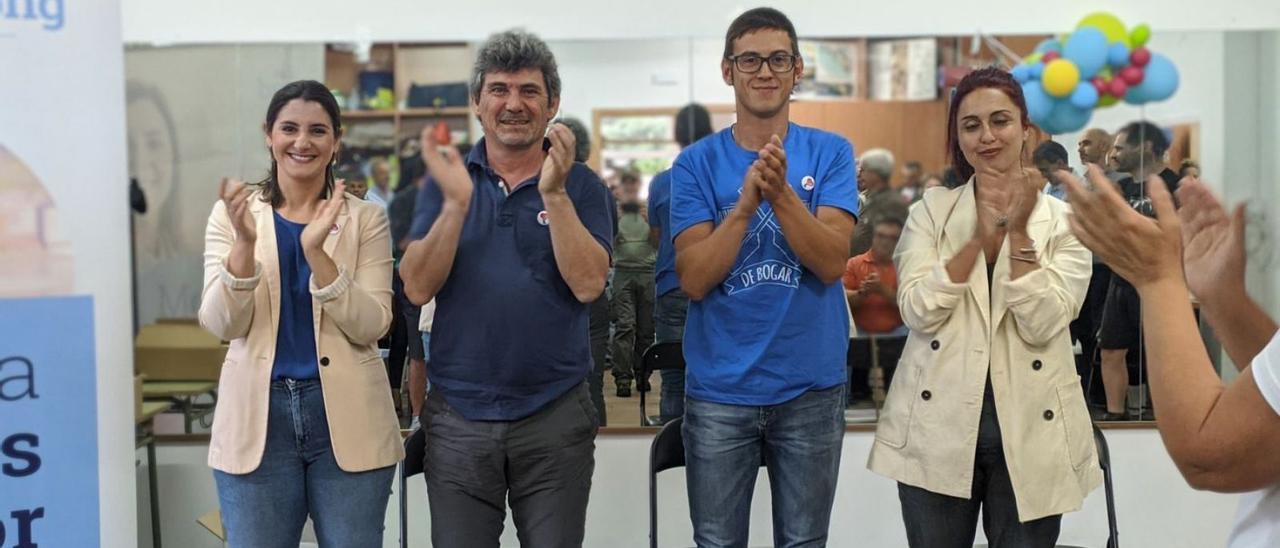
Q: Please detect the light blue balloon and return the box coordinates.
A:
[1029,61,1045,80]
[1064,28,1109,78]
[1012,64,1031,84]
[1047,100,1092,134]
[1022,81,1053,126]
[1123,84,1148,105]
[1132,52,1179,102]
[1107,42,1130,68]
[1035,38,1063,54]
[1069,82,1100,109]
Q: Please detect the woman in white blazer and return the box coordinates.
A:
[199,80,402,548]
[867,67,1101,547]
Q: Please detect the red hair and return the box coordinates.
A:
[946,67,1032,182]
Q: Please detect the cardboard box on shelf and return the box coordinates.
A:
[135,322,227,381]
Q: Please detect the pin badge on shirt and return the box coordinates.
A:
[802,175,816,191]
[329,223,340,234]
[536,210,550,226]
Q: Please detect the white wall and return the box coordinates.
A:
[120,0,1280,45]
[139,430,1238,547]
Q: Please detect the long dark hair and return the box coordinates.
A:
[259,80,343,207]
[946,67,1031,183]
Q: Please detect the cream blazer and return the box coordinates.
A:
[198,190,403,474]
[867,181,1102,522]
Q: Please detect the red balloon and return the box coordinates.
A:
[1109,78,1129,98]
[1042,51,1061,62]
[1119,66,1145,86]
[1093,77,1109,96]
[1130,47,1152,68]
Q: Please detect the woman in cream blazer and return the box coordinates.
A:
[198,80,402,547]
[867,68,1101,547]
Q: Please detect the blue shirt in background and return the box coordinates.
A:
[647,169,680,298]
[669,123,859,406]
[407,139,614,421]
[271,211,319,381]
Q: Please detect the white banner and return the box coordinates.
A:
[0,1,135,546]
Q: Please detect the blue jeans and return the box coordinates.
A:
[684,384,846,548]
[654,289,688,421]
[213,379,395,548]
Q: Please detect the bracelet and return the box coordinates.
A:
[1010,254,1038,264]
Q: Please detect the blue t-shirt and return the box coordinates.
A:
[271,211,319,380]
[407,139,614,421]
[670,123,859,406]
[647,169,680,297]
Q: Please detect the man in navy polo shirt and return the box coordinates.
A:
[671,8,858,546]
[400,29,612,548]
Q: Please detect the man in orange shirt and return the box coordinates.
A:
[843,217,906,403]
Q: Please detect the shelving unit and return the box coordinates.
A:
[324,42,475,163]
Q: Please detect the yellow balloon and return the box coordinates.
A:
[1042,59,1080,98]
[1077,12,1128,44]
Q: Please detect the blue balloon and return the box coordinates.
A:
[1022,81,1053,127]
[1012,64,1031,84]
[1131,52,1179,102]
[1046,100,1092,134]
[1064,28,1109,78]
[1035,38,1063,54]
[1069,82,1099,109]
[1029,61,1045,80]
[1107,42,1130,68]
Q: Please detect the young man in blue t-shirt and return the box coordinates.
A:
[670,7,859,546]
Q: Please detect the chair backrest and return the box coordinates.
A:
[403,428,427,478]
[641,342,685,377]
[1092,423,1111,472]
[650,417,686,473]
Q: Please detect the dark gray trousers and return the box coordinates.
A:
[421,383,598,547]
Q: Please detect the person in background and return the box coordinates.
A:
[648,102,713,421]
[921,172,945,192]
[843,216,907,403]
[671,8,859,545]
[850,148,909,256]
[868,67,1099,546]
[399,30,612,547]
[1180,158,1201,180]
[562,115,614,424]
[1078,127,1127,183]
[1062,165,1280,548]
[611,171,657,397]
[367,157,392,206]
[339,164,369,199]
[1033,140,1071,202]
[1096,120,1182,420]
[198,79,401,547]
[899,160,925,203]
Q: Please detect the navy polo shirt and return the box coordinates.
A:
[407,139,614,421]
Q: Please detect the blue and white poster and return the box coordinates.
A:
[1,1,135,546]
[0,297,98,547]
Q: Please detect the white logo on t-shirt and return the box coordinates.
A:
[802,175,816,191]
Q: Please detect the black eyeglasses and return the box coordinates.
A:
[727,52,798,74]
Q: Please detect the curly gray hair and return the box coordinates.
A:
[858,148,896,180]
[471,29,561,105]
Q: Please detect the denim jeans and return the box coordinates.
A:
[896,382,1062,547]
[654,289,689,421]
[684,384,846,548]
[213,379,395,548]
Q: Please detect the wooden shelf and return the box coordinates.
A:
[342,110,396,121]
[400,106,471,117]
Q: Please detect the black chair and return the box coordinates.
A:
[1093,423,1120,548]
[638,342,685,426]
[399,428,426,548]
[648,416,767,548]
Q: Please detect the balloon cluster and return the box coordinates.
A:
[1011,12,1180,134]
